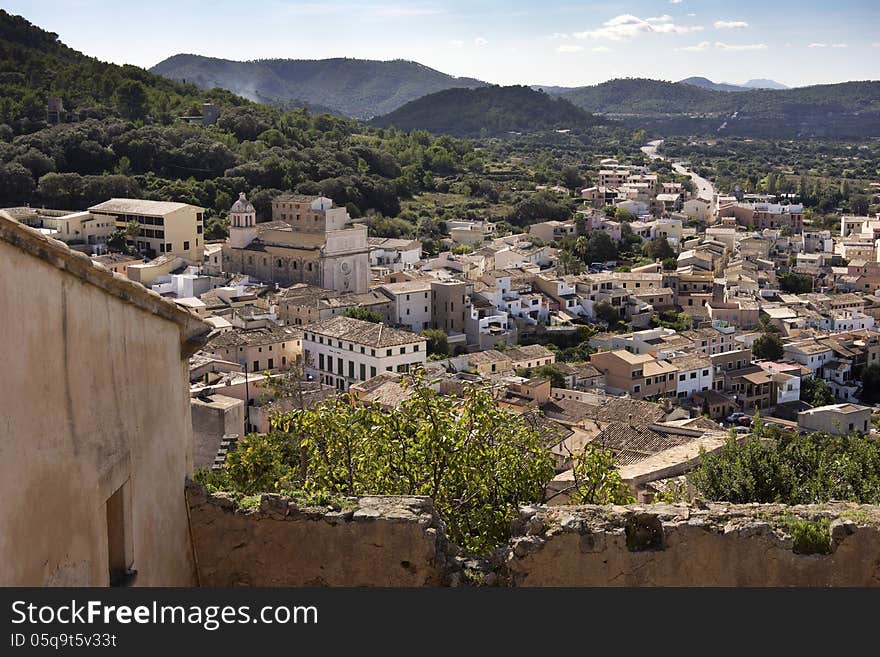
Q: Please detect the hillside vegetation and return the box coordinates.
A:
[559,78,880,138]
[151,54,486,119]
[372,85,600,138]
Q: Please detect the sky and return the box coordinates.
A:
[7,0,880,88]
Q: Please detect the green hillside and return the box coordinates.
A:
[372,85,600,138]
[559,78,880,138]
[150,54,487,119]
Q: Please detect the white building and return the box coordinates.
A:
[368,237,422,273]
[667,353,713,400]
[303,316,427,391]
[379,280,433,332]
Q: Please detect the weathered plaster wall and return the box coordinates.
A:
[0,233,199,586]
[187,483,449,586]
[506,503,880,587]
[187,484,880,587]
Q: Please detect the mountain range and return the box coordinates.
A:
[678,77,789,92]
[150,54,486,120]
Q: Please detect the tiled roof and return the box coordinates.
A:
[89,198,199,215]
[597,422,702,466]
[208,326,301,349]
[305,316,424,347]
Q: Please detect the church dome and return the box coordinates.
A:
[230,192,255,214]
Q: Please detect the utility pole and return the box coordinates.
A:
[242,359,250,436]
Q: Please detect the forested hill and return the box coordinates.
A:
[0,10,246,135]
[558,78,880,139]
[371,85,601,137]
[0,10,484,239]
[150,54,487,119]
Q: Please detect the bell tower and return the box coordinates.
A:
[229,192,258,249]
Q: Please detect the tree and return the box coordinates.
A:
[801,376,834,407]
[567,444,635,505]
[518,364,567,388]
[584,230,617,263]
[559,166,583,191]
[752,332,784,361]
[778,272,813,294]
[861,365,880,403]
[422,328,450,358]
[688,431,880,505]
[594,301,622,329]
[198,376,557,552]
[557,250,583,276]
[343,307,383,323]
[643,236,675,261]
[114,80,148,120]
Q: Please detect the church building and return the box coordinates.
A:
[222,193,369,293]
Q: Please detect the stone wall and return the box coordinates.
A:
[186,483,451,586]
[188,483,880,587]
[506,503,880,587]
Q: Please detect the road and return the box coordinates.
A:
[641,139,716,207]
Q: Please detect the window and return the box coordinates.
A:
[349,361,354,379]
[360,364,366,380]
[370,367,377,378]
[337,358,343,375]
[414,345,420,352]
[268,358,274,369]
[679,374,685,381]
[183,241,190,251]
[253,361,259,371]
[107,481,133,587]
[319,354,325,370]
[702,369,709,376]
[633,385,640,393]
[387,349,392,357]
[400,347,405,355]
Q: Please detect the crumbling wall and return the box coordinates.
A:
[187,483,880,587]
[506,503,880,587]
[186,483,451,586]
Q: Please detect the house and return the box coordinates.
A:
[0,211,210,585]
[89,198,206,262]
[798,403,871,435]
[590,350,679,399]
[203,326,303,373]
[302,316,427,391]
[6,206,117,250]
[468,349,513,376]
[529,220,577,244]
[506,344,556,370]
[667,353,713,400]
[368,237,422,273]
[379,280,433,332]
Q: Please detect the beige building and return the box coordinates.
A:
[89,198,205,262]
[5,206,116,248]
[223,193,369,294]
[798,403,871,435]
[590,350,678,399]
[203,325,303,373]
[0,212,209,586]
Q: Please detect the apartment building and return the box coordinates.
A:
[379,280,433,332]
[302,316,426,391]
[89,198,205,261]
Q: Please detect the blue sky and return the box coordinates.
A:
[8,0,879,87]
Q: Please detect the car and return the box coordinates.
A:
[725,412,746,423]
[736,416,752,427]
[733,426,751,434]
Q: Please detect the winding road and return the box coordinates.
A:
[641,139,716,210]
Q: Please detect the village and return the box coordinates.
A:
[6,150,879,505]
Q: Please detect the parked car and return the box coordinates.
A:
[733,426,751,434]
[725,412,746,423]
[736,416,752,427]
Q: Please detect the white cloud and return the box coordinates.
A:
[573,14,703,41]
[873,42,880,48]
[677,41,711,52]
[592,46,612,52]
[556,44,584,53]
[715,42,768,51]
[474,37,488,46]
[449,39,464,48]
[808,43,827,48]
[832,43,847,48]
[714,20,748,29]
[670,0,684,4]
[549,32,570,40]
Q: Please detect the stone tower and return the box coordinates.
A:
[228,192,257,249]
